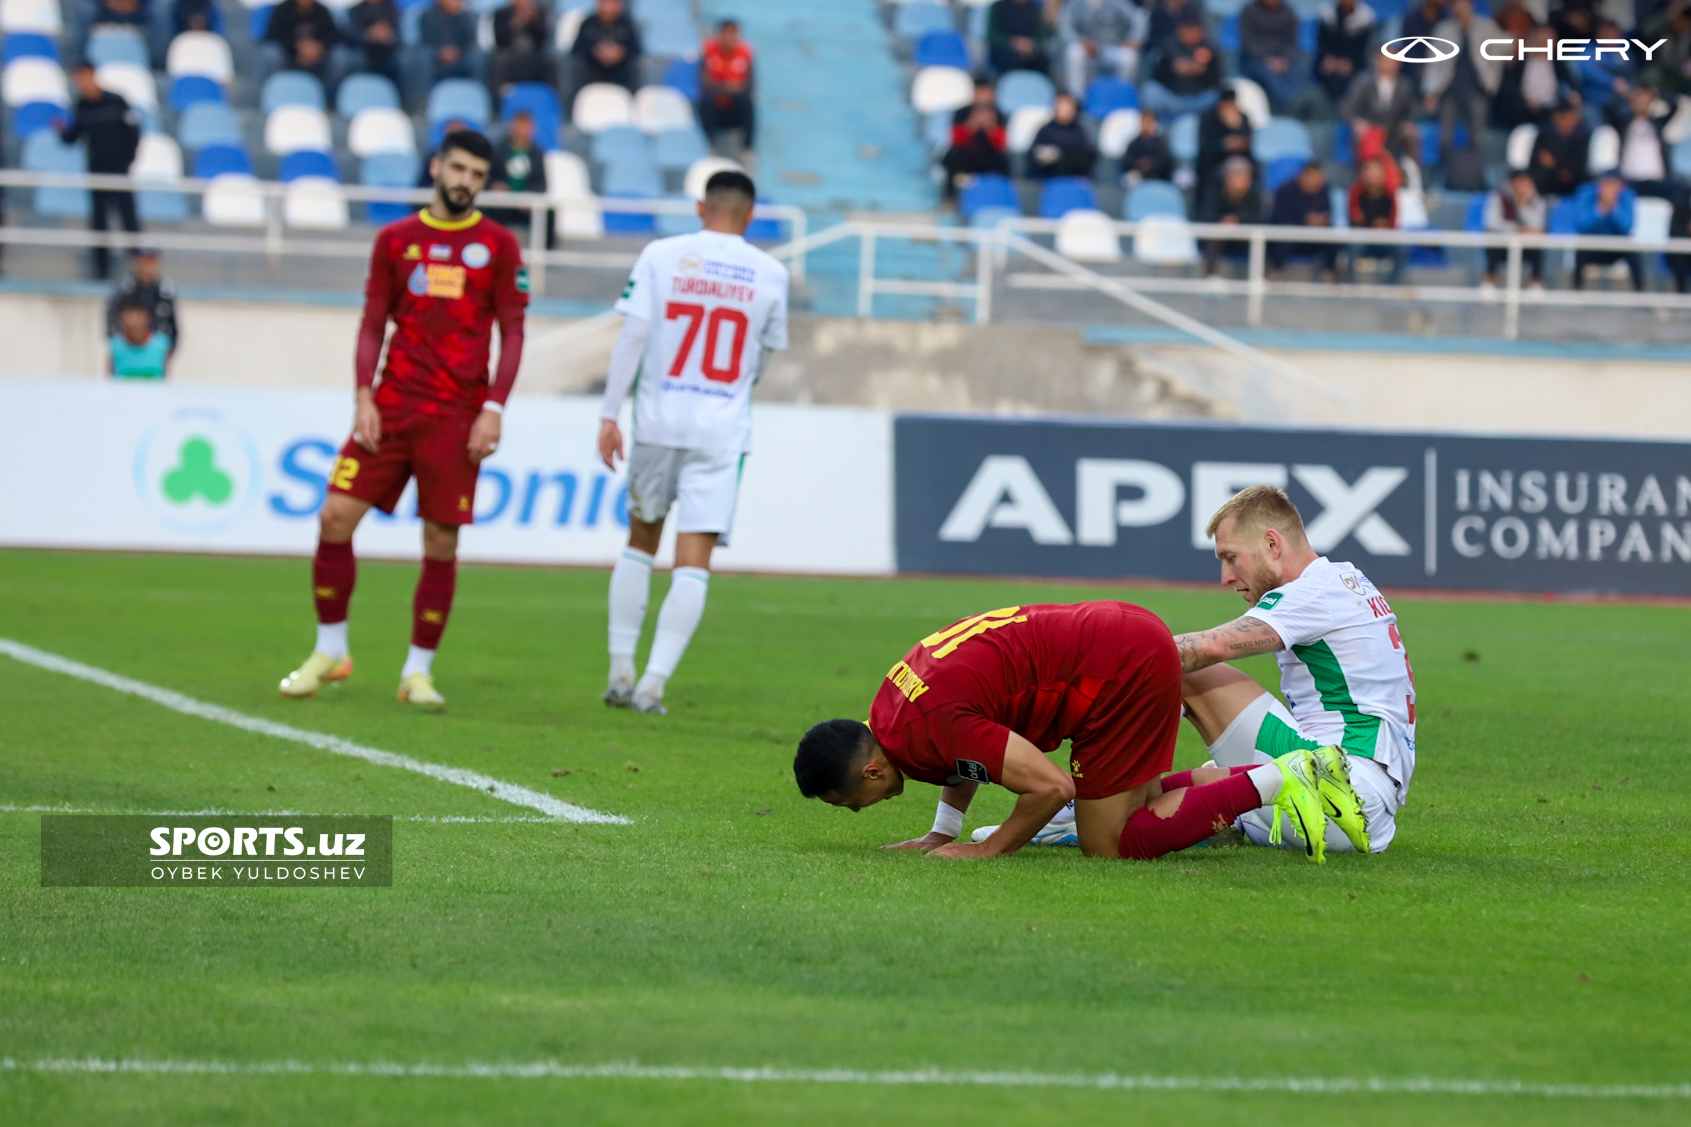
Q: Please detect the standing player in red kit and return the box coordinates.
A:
[278,129,527,708]
[795,602,1360,863]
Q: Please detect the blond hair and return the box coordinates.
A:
[1205,485,1308,543]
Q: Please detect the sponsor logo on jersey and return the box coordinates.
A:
[620,278,635,299]
[517,267,530,294]
[703,259,756,285]
[1342,573,1363,594]
[428,244,453,261]
[953,759,992,784]
[886,660,930,703]
[678,254,705,275]
[403,244,422,260]
[1256,591,1284,610]
[462,242,491,269]
[415,264,466,299]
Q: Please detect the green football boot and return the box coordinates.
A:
[1311,746,1370,854]
[1268,749,1327,865]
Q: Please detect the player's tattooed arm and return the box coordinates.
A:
[1173,616,1285,674]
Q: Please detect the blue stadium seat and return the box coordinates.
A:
[1084,78,1136,120]
[262,70,326,114]
[249,4,274,39]
[11,101,64,138]
[923,109,952,150]
[1252,117,1313,161]
[1219,15,1240,51]
[651,126,708,172]
[361,151,420,224]
[1038,176,1096,219]
[192,143,253,178]
[590,123,649,165]
[1169,113,1198,162]
[1263,155,1306,192]
[1125,179,1187,220]
[894,2,953,41]
[657,196,702,236]
[337,72,402,118]
[177,102,242,150]
[603,193,658,234]
[1418,120,1440,167]
[996,70,1055,114]
[1331,119,1355,165]
[280,150,338,181]
[602,155,663,197]
[3,33,58,64]
[914,29,970,70]
[639,14,699,56]
[1298,18,1317,54]
[664,58,700,102]
[427,78,491,132]
[959,172,1018,219]
[501,82,560,152]
[969,204,1021,229]
[23,132,89,217]
[168,75,224,113]
[1672,136,1691,178]
[1463,193,1488,231]
[1548,197,1580,234]
[86,29,150,69]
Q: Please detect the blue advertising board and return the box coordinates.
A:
[894,415,1691,595]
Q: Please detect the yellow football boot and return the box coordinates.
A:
[397,671,446,710]
[1268,749,1327,864]
[278,652,353,699]
[1311,746,1371,854]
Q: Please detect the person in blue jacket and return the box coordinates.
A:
[1572,171,1642,290]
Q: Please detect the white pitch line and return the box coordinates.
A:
[0,1058,1686,1099]
[0,638,628,826]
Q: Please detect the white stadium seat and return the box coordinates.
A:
[2,56,67,106]
[1097,107,1141,159]
[348,107,416,157]
[543,150,601,237]
[202,172,267,226]
[683,155,744,200]
[0,0,63,34]
[1588,125,1620,174]
[911,65,973,115]
[555,8,586,50]
[1056,209,1122,263]
[130,132,184,178]
[1633,196,1673,242]
[634,84,695,134]
[553,198,604,239]
[166,32,234,84]
[1227,77,1271,130]
[95,62,156,111]
[544,150,591,199]
[572,82,634,134]
[1505,123,1537,171]
[1131,214,1199,265]
[284,177,349,228]
[265,105,332,155]
[1006,105,1052,154]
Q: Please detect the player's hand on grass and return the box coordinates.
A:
[880,832,954,852]
[598,419,625,470]
[468,408,502,463]
[354,390,383,453]
[925,840,996,860]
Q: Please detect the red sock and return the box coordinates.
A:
[1158,764,1255,793]
[1120,772,1266,860]
[411,557,457,650]
[313,539,356,624]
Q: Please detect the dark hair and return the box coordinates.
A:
[703,169,757,207]
[794,720,873,799]
[117,296,150,316]
[718,18,739,30]
[439,128,495,165]
[73,60,95,73]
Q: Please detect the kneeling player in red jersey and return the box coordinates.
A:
[795,602,1350,863]
[278,129,528,708]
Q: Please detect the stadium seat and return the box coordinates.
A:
[544,149,591,198]
[683,155,743,200]
[348,106,416,157]
[1417,120,1439,168]
[1131,214,1199,264]
[914,29,970,70]
[1588,125,1620,174]
[279,149,338,181]
[132,133,188,222]
[22,130,87,216]
[1252,117,1313,162]
[1263,155,1305,192]
[893,2,952,41]
[1168,113,1198,162]
[1673,135,1691,178]
[602,192,657,234]
[1055,208,1122,262]
[662,57,700,103]
[0,0,63,34]
[590,123,649,165]
[1219,13,1241,50]
[651,125,708,172]
[11,99,60,135]
[203,172,268,225]
[87,28,150,70]
[911,65,972,115]
[1634,196,1673,243]
[549,168,603,239]
[1461,192,1486,232]
[361,150,420,224]
[178,101,242,150]
[1506,123,1537,171]
[192,142,252,178]
[265,105,333,155]
[636,8,697,57]
[1038,176,1096,219]
[1329,186,1348,228]
[2,32,56,64]
[959,172,1018,220]
[602,155,662,198]
[922,108,952,151]
[337,72,401,118]
[572,82,633,133]
[968,204,1021,229]
[426,82,492,147]
[657,196,702,236]
[996,70,1055,114]
[501,82,560,151]
[1083,78,1136,121]
[166,31,233,84]
[247,3,273,39]
[555,7,586,51]
[1125,179,1186,220]
[3,56,67,107]
[1097,107,1141,159]
[634,83,694,134]
[94,62,156,113]
[284,177,348,228]
[1331,119,1354,164]
[1227,77,1271,130]
[168,74,224,112]
[262,70,326,114]
[1006,105,1051,154]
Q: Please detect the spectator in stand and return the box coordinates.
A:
[1666,188,1691,291]
[1268,161,1337,278]
[1422,0,1502,160]
[57,63,141,280]
[1396,0,1447,96]
[1028,92,1098,178]
[1481,169,1547,290]
[1493,25,1573,130]
[1144,0,1198,60]
[953,77,1005,132]
[1639,2,1691,100]
[1348,155,1402,280]
[1610,85,1674,198]
[1142,16,1221,119]
[264,0,343,86]
[941,101,1011,200]
[172,0,217,35]
[487,110,550,240]
[699,19,756,154]
[489,0,553,92]
[1572,171,1641,289]
[572,0,642,92]
[419,0,483,86]
[988,0,1052,76]
[1340,52,1417,152]
[1122,108,1175,183]
[1198,156,1263,276]
[1531,100,1591,197]
[348,0,403,89]
[1490,0,1535,37]
[1238,0,1305,114]
[1574,18,1635,122]
[1313,0,1376,109]
[89,0,149,31]
[1058,0,1146,97]
[109,297,171,380]
[106,248,179,355]
[1196,88,1253,197]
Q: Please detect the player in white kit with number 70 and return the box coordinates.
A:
[596,170,790,714]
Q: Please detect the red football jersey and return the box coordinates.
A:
[868,602,1175,788]
[362,209,528,415]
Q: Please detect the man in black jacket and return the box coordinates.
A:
[573,0,642,91]
[1028,93,1098,179]
[59,63,141,280]
[490,0,553,92]
[106,248,179,353]
[1268,160,1337,277]
[1531,100,1590,198]
[1122,108,1175,183]
[1195,88,1252,197]
[264,0,343,85]
[1198,155,1262,275]
[348,0,403,89]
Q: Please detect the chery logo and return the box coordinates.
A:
[1379,36,1667,63]
[1379,36,1460,62]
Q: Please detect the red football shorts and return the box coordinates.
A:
[1065,614,1183,800]
[327,404,479,526]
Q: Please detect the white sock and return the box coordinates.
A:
[401,644,434,679]
[608,547,654,666]
[643,567,709,681]
[634,670,667,703]
[609,654,636,686]
[1248,763,1283,805]
[316,621,348,660]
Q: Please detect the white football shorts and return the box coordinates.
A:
[1206,690,1402,853]
[625,443,745,547]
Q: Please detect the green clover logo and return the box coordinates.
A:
[161,436,234,506]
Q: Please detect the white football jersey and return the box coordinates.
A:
[1246,557,1418,797]
[613,229,790,453]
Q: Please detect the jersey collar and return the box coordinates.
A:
[417,208,483,231]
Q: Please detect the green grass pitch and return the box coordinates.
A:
[2,547,1689,1126]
